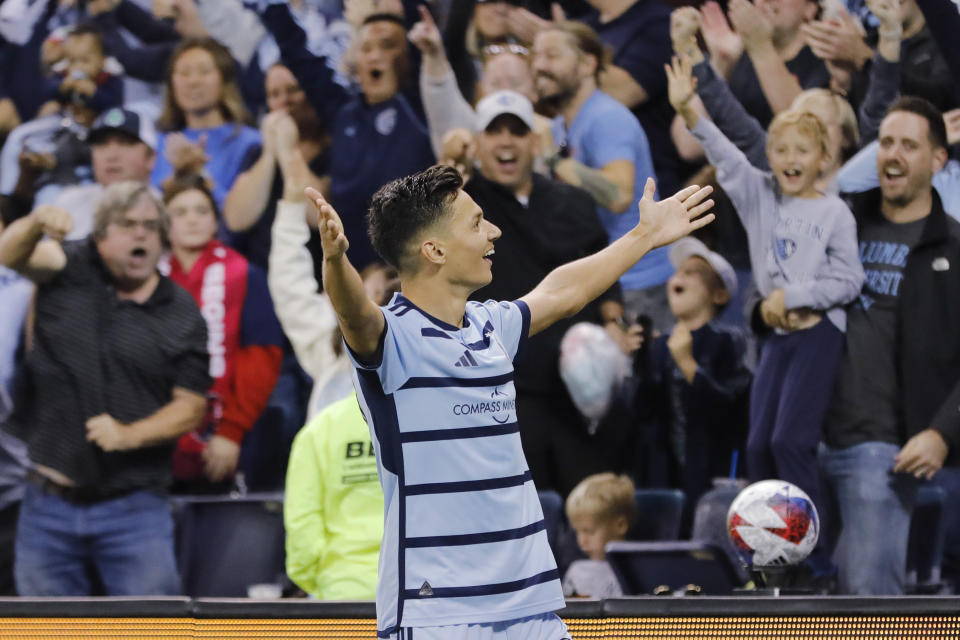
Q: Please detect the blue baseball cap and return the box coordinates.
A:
[88,108,158,151]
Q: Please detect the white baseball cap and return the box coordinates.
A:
[669,237,738,297]
[475,90,536,132]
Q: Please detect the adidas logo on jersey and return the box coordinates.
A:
[418,581,434,597]
[454,350,479,367]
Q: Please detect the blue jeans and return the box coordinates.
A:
[819,442,918,595]
[14,484,181,596]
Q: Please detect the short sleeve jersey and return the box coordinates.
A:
[347,294,564,636]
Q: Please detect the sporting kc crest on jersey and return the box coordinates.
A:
[776,238,797,260]
[376,108,397,136]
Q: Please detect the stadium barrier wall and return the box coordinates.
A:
[0,597,959,638]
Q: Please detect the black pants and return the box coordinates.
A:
[0,501,20,595]
[517,390,636,498]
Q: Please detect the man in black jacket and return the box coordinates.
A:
[820,96,960,595]
[445,90,633,496]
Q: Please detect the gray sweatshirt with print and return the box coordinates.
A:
[692,118,865,331]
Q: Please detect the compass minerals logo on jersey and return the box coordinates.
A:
[452,387,515,423]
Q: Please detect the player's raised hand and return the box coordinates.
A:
[305,186,349,259]
[635,178,714,248]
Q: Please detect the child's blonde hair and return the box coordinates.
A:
[565,473,636,528]
[766,110,831,162]
[791,89,859,158]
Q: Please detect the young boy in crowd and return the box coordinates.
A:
[635,237,751,533]
[667,55,864,576]
[562,473,635,598]
[42,24,123,119]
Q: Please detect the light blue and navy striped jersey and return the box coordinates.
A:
[347,293,564,636]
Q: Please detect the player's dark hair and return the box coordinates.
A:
[885,96,948,150]
[367,165,464,270]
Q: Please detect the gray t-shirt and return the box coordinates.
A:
[562,559,624,598]
[824,215,926,448]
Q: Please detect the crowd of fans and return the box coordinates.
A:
[0,0,958,602]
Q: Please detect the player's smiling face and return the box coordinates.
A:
[440,190,501,290]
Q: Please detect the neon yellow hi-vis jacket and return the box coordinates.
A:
[284,391,383,599]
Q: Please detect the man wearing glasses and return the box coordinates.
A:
[0,181,210,596]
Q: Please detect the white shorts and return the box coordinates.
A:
[391,613,571,640]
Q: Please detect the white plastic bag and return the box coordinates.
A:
[559,322,630,434]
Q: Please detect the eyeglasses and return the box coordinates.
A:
[482,43,530,59]
[114,218,162,233]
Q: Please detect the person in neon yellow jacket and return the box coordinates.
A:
[270,153,394,599]
[284,391,383,599]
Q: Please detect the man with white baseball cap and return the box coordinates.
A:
[475,89,537,132]
[636,235,750,532]
[47,108,158,240]
[439,90,633,496]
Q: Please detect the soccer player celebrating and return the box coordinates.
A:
[304,166,714,639]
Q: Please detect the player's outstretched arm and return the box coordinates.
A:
[305,187,385,359]
[520,178,714,336]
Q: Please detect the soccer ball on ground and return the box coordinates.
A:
[726,480,819,569]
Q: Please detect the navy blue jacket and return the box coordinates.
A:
[258,1,435,269]
[635,322,751,503]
